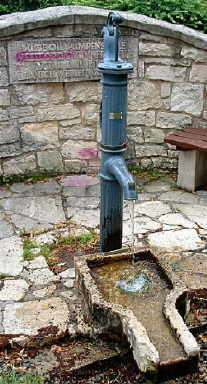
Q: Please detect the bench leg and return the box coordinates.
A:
[177,150,207,192]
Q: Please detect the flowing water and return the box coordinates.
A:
[129,200,135,264]
[91,257,186,363]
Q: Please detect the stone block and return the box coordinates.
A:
[0,220,14,239]
[37,150,63,172]
[66,81,101,103]
[136,201,171,218]
[190,64,207,83]
[171,83,204,116]
[203,111,207,120]
[0,108,8,121]
[144,57,191,67]
[21,121,59,150]
[36,104,80,122]
[128,80,163,111]
[66,196,99,209]
[147,229,204,251]
[139,33,168,43]
[3,154,36,176]
[177,150,207,192]
[138,59,145,80]
[0,89,10,107]
[54,23,99,37]
[135,144,167,157]
[144,128,165,144]
[140,158,152,169]
[11,83,64,106]
[128,111,155,126]
[0,121,19,145]
[139,42,176,57]
[59,118,81,127]
[61,140,97,159]
[156,112,192,129]
[0,67,8,87]
[82,104,99,126]
[0,236,23,276]
[181,46,207,63]
[64,159,87,173]
[192,119,207,129]
[59,124,96,140]
[3,298,68,338]
[152,156,177,169]
[145,65,186,82]
[160,83,171,98]
[0,280,28,301]
[22,267,59,285]
[127,126,144,144]
[0,196,65,224]
[0,46,7,66]
[67,208,99,228]
[9,106,34,119]
[0,142,21,158]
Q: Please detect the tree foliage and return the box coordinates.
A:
[0,0,206,33]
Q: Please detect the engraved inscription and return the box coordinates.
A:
[8,37,138,83]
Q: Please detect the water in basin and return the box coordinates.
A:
[91,257,186,363]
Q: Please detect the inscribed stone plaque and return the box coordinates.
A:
[8,37,138,84]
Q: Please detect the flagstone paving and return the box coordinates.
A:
[0,174,206,348]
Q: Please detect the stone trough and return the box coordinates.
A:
[75,247,200,379]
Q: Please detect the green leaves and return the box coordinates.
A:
[0,0,206,33]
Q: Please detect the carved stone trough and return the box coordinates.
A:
[75,247,200,379]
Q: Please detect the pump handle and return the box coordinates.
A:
[106,12,124,36]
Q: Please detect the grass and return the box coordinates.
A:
[54,232,98,246]
[23,231,99,265]
[128,165,173,179]
[23,238,51,263]
[0,371,45,384]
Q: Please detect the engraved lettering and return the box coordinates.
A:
[8,37,138,83]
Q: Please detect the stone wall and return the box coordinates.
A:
[0,6,206,176]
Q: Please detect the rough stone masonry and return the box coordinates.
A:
[0,5,206,177]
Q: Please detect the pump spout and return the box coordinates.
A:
[104,156,137,200]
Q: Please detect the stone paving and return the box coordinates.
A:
[0,173,207,348]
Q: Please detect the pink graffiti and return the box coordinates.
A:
[16,49,88,63]
[78,148,98,160]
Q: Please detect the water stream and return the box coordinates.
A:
[129,200,135,264]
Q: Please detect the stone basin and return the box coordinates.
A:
[75,247,200,379]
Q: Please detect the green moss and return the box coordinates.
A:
[0,174,50,187]
[0,371,45,384]
[0,274,12,280]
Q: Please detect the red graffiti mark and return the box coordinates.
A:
[78,148,98,160]
[16,49,88,63]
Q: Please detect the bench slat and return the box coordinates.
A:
[167,130,207,143]
[164,134,207,151]
[183,127,207,138]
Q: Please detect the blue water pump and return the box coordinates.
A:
[97,12,138,252]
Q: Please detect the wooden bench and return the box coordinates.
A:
[165,127,207,192]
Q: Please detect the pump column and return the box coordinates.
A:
[99,73,128,251]
[97,12,134,252]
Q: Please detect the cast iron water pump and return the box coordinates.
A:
[98,12,137,252]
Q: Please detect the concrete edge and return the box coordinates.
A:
[164,287,200,358]
[0,5,206,50]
